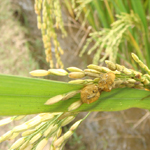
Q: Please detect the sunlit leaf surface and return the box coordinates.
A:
[0,74,150,116]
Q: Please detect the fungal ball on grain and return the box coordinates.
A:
[81,84,100,104]
[98,72,115,92]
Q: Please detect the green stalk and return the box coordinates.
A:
[131,0,147,30]
[110,0,127,13]
[92,0,109,28]
[148,0,150,15]
[63,0,75,18]
[131,0,150,68]
[104,0,114,23]
[127,31,144,61]
[83,6,97,30]
[115,0,127,13]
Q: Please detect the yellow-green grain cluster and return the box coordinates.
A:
[34,0,67,68]
[0,112,89,150]
[2,53,150,149]
[65,58,150,91]
[34,53,150,111]
[80,11,144,64]
[0,112,87,150]
[0,115,25,126]
[131,53,150,74]
[45,90,80,105]
[29,53,150,91]
[74,0,92,20]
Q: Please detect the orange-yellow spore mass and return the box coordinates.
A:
[80,72,115,104]
[98,72,115,92]
[81,84,100,104]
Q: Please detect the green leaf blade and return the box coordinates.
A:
[77,88,150,112]
[0,74,150,116]
[0,74,83,115]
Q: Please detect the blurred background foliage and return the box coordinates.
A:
[64,0,150,70]
[34,0,150,72]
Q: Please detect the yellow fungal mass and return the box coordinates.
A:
[81,72,116,104]
[98,72,115,92]
[81,84,100,104]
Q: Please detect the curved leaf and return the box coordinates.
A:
[77,87,150,111]
[0,74,150,116]
[0,74,83,115]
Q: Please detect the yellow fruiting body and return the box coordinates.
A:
[54,131,73,147]
[68,79,85,84]
[0,131,13,143]
[70,120,82,131]
[10,137,25,149]
[44,124,58,137]
[48,69,68,76]
[68,100,83,111]
[98,72,115,92]
[81,84,100,104]
[45,95,64,105]
[30,133,42,144]
[61,116,75,127]
[9,132,20,140]
[19,141,29,150]
[80,72,116,104]
[62,90,80,100]
[22,129,36,137]
[35,138,48,150]
[29,70,50,77]
[68,72,85,79]
[67,67,83,72]
[0,117,12,126]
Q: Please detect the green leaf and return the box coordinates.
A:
[0,74,83,116]
[77,88,150,112]
[0,74,150,116]
[92,0,110,28]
